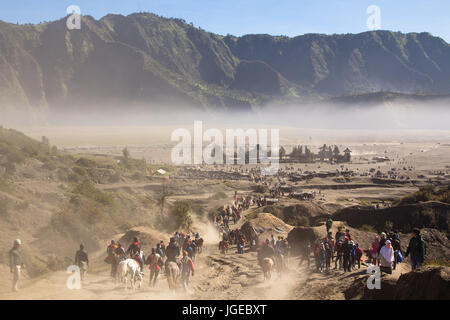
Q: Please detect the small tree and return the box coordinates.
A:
[122,147,130,159]
[279,146,286,160]
[158,182,171,217]
[171,200,192,230]
[384,220,394,232]
[41,136,50,146]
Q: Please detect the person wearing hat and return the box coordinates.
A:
[377,232,388,255]
[9,239,25,292]
[106,240,118,277]
[127,237,144,273]
[379,240,394,274]
[405,229,426,270]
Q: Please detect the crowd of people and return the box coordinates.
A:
[296,219,427,276]
[298,226,364,273]
[212,194,251,229]
[101,232,202,290]
[7,184,428,294]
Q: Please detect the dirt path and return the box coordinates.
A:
[0,240,412,300]
[0,241,304,300]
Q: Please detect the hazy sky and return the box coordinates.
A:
[1,0,449,42]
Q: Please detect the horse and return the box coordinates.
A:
[262,257,274,281]
[187,245,196,262]
[219,240,228,256]
[166,261,180,290]
[275,254,284,279]
[117,259,142,290]
[194,238,204,254]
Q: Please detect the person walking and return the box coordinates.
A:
[326,217,333,233]
[390,232,401,270]
[405,229,426,271]
[342,238,353,272]
[379,240,394,274]
[334,240,344,270]
[371,236,380,266]
[9,239,25,292]
[180,250,195,290]
[377,232,388,255]
[146,248,163,287]
[106,240,118,277]
[354,243,363,269]
[74,244,89,280]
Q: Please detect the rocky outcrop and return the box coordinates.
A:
[241,212,293,243]
[345,266,450,300]
[333,201,450,233]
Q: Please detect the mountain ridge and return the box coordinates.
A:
[1,12,449,124]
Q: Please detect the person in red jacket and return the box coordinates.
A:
[146,248,163,287]
[180,250,195,290]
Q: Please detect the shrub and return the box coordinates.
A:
[0,175,11,192]
[108,172,121,183]
[0,196,10,218]
[73,166,88,177]
[15,200,29,211]
[426,258,450,267]
[72,181,113,206]
[360,224,377,233]
[57,168,69,181]
[254,185,268,194]
[209,191,227,200]
[384,220,394,232]
[75,158,97,168]
[170,200,192,230]
[288,216,309,227]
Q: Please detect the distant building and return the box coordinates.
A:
[343,148,352,162]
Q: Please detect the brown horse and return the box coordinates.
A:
[275,254,284,279]
[262,258,274,281]
[194,238,204,254]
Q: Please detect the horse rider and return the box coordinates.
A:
[126,237,144,274]
[115,243,126,261]
[165,237,181,270]
[74,243,89,280]
[180,250,195,290]
[258,239,276,268]
[187,241,197,261]
[156,242,165,259]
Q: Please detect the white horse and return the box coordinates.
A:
[166,261,180,291]
[117,259,142,290]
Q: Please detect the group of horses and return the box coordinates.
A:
[115,238,204,291]
[114,253,182,291]
[116,258,143,290]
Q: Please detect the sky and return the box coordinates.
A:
[1,0,449,42]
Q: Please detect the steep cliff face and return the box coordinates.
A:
[1,13,450,123]
[224,31,450,95]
